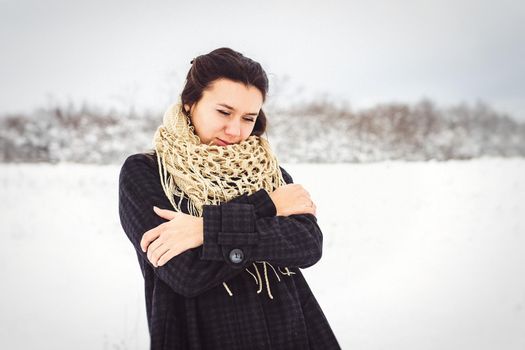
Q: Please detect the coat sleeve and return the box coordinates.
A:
[201,166,323,270]
[118,154,277,298]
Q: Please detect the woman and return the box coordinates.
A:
[118,47,340,349]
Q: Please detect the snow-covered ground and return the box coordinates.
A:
[0,158,524,349]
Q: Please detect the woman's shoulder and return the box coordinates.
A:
[278,165,294,184]
[120,150,159,179]
[122,149,157,165]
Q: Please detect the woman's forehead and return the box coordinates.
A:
[203,79,263,111]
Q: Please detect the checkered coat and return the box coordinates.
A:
[118,152,341,349]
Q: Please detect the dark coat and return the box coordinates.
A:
[118,152,341,349]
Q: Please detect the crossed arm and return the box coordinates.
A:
[118,154,323,297]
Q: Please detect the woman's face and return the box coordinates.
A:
[184,78,263,146]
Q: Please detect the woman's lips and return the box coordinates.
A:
[216,138,231,146]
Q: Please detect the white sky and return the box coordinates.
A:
[1,0,524,120]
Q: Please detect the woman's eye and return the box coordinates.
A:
[218,110,254,122]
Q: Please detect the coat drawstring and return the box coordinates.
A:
[222,262,296,299]
[222,282,233,296]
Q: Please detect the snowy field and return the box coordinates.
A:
[1,158,524,350]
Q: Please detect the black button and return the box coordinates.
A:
[229,248,244,264]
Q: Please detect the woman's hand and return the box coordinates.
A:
[140,206,204,267]
[268,184,317,217]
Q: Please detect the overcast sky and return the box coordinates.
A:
[1,0,524,120]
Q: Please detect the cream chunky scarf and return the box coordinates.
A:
[152,98,295,299]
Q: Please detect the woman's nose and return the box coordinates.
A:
[224,118,241,137]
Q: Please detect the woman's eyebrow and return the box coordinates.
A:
[217,103,258,116]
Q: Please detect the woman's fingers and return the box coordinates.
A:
[157,248,178,267]
[140,224,164,252]
[156,240,188,267]
[272,183,318,217]
[148,241,170,267]
[142,207,177,253]
[153,206,178,220]
[143,213,201,266]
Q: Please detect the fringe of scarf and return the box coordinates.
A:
[152,97,294,299]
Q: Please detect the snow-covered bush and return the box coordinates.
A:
[0,98,523,164]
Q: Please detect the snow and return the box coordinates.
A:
[1,158,524,349]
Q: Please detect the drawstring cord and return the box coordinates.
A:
[222,282,233,296]
[222,262,296,299]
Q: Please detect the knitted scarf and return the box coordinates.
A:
[152,97,295,299]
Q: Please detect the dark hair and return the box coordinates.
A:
[181,47,269,136]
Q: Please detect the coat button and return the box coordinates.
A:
[229,248,244,264]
